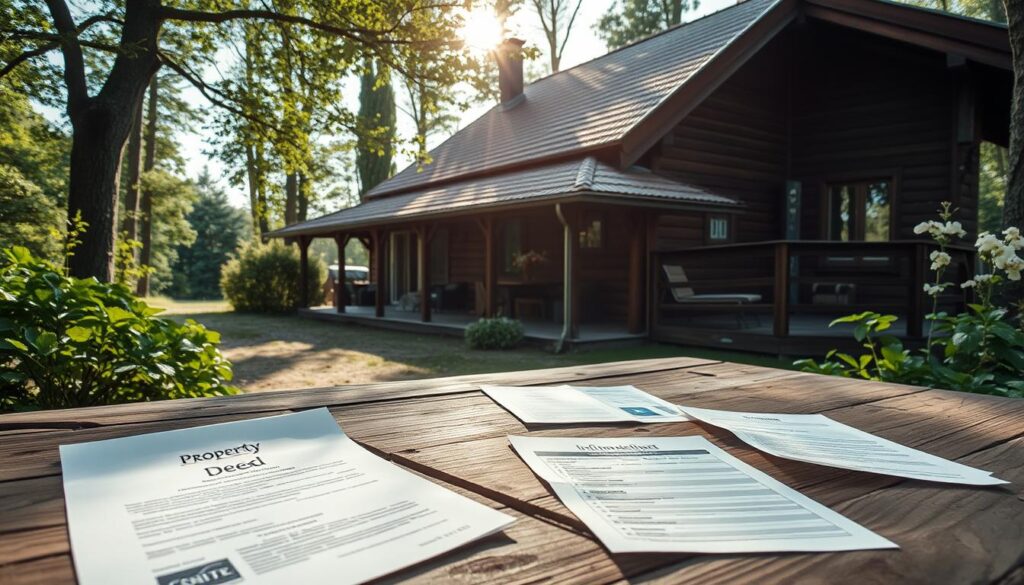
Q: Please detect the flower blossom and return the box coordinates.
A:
[1004,226,1023,250]
[923,283,946,296]
[961,279,976,289]
[929,250,951,270]
[941,221,966,238]
[976,232,1002,254]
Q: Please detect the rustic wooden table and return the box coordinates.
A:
[2,357,1023,584]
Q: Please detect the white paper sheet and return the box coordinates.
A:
[60,408,514,585]
[679,406,1007,486]
[481,384,688,424]
[509,435,896,553]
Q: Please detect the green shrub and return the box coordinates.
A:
[796,203,1024,398]
[465,317,525,350]
[220,240,325,313]
[0,246,236,410]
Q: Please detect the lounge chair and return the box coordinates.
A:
[662,265,762,304]
[662,265,762,328]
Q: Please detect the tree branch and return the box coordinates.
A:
[43,0,92,113]
[0,42,58,79]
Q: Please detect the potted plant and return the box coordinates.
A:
[512,250,548,282]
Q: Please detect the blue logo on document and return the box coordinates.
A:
[156,559,242,585]
[621,407,660,417]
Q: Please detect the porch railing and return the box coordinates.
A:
[651,240,976,339]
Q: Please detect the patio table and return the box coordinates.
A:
[1,357,1022,584]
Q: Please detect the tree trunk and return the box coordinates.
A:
[67,105,133,280]
[255,141,270,236]
[122,101,143,242]
[54,0,161,281]
[1004,0,1023,303]
[136,77,158,297]
[245,143,261,236]
[284,172,298,225]
[298,172,309,222]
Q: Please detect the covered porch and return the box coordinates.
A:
[275,157,741,350]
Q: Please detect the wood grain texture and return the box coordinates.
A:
[0,358,1020,584]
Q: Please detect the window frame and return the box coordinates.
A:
[820,173,899,243]
[576,212,605,252]
[705,214,734,244]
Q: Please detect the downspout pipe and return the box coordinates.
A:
[555,203,572,353]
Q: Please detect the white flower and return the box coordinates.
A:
[1004,255,1024,281]
[975,273,994,284]
[914,221,931,235]
[923,283,945,296]
[1004,226,1023,250]
[961,279,976,289]
[914,220,943,236]
[993,245,1020,270]
[929,250,951,270]
[976,232,1002,254]
[941,221,966,238]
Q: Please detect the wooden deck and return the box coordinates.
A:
[1,358,1022,583]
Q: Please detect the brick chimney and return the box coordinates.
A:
[496,38,526,106]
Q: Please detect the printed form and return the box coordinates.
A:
[680,406,1006,486]
[59,408,514,585]
[482,384,688,424]
[509,435,896,553]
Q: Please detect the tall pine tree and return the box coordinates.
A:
[356,61,396,197]
[169,170,248,299]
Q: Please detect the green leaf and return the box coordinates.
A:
[106,306,134,323]
[66,326,93,342]
[4,338,28,351]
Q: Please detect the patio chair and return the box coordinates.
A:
[662,265,762,328]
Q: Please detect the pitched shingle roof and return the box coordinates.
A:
[365,0,780,199]
[271,158,738,237]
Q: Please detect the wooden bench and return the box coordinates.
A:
[1,358,1022,584]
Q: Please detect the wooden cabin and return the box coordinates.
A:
[273,0,1012,354]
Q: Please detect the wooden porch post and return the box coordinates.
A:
[298,236,311,309]
[568,209,580,339]
[646,212,659,334]
[417,225,433,323]
[627,212,645,334]
[481,217,497,317]
[909,243,926,338]
[334,233,348,313]
[372,229,386,318]
[773,242,789,337]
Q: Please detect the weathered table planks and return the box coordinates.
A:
[1,357,1022,584]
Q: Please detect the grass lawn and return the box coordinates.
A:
[149,297,798,393]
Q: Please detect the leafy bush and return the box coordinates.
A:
[0,246,236,410]
[220,240,325,313]
[797,203,1024,398]
[465,317,525,350]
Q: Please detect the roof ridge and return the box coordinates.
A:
[572,157,597,190]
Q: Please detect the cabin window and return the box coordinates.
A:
[827,179,891,241]
[503,219,521,273]
[577,215,603,249]
[707,215,731,242]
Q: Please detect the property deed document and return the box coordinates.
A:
[508,435,896,553]
[59,408,514,585]
[482,384,688,424]
[680,406,1007,486]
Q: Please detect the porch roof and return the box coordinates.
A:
[270,157,740,238]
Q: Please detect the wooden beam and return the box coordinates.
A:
[372,229,386,318]
[646,212,659,334]
[627,212,645,334]
[482,217,497,317]
[417,226,432,323]
[334,233,349,314]
[773,242,789,337]
[298,236,311,309]
[569,209,580,339]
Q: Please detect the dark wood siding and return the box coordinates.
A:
[790,24,968,239]
[649,37,789,242]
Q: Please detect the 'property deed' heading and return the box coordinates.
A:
[179,443,265,477]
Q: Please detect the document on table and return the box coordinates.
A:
[481,384,688,424]
[509,435,896,553]
[679,406,1007,486]
[59,408,514,585]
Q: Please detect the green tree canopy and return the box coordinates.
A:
[595,0,698,49]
